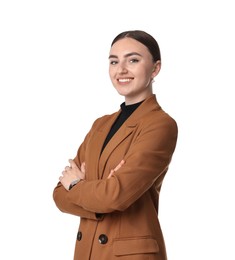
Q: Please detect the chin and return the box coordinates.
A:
[114,87,126,96]
[116,90,129,97]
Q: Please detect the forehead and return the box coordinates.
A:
[109,38,151,58]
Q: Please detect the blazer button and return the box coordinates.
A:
[98,234,108,244]
[77,231,82,241]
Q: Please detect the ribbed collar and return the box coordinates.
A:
[120,100,144,117]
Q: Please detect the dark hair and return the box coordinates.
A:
[111,30,161,62]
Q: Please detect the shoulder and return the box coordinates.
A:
[137,108,178,143]
[91,111,119,130]
[137,94,177,131]
[143,102,177,128]
[154,108,177,130]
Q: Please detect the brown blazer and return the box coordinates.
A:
[53,94,178,260]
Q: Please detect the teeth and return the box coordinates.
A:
[118,78,131,82]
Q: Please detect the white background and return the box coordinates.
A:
[0,0,234,259]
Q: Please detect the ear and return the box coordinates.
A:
[151,60,161,79]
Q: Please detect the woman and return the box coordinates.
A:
[53,30,178,260]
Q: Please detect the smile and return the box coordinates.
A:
[118,78,133,83]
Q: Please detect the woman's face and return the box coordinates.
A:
[109,37,160,105]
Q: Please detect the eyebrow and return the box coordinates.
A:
[108,52,142,59]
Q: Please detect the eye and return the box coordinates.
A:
[130,58,139,63]
[110,60,118,65]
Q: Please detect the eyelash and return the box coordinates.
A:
[130,59,139,63]
[110,60,118,65]
[110,58,139,65]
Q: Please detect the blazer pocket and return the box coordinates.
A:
[113,237,159,256]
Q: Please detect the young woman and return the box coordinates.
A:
[53,30,178,260]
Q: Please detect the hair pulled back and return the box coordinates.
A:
[111,30,161,62]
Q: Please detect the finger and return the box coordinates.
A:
[108,170,114,179]
[114,159,125,171]
[65,166,71,171]
[120,159,125,165]
[69,159,78,169]
[81,162,86,173]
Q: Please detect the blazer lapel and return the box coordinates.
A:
[87,111,120,180]
[96,94,160,179]
[98,122,136,179]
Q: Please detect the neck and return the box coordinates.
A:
[125,88,153,105]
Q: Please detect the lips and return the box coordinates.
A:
[117,78,134,83]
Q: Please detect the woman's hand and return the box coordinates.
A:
[108,159,125,179]
[59,159,85,191]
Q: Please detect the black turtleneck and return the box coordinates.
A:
[101,100,143,153]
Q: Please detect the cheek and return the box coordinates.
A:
[144,67,154,79]
[138,69,152,81]
[138,70,153,86]
[109,67,115,78]
[109,69,117,86]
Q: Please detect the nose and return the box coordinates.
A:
[117,62,128,74]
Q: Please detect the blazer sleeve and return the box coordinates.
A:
[52,124,101,220]
[53,182,100,220]
[66,113,178,213]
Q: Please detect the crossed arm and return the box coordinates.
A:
[59,159,125,191]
